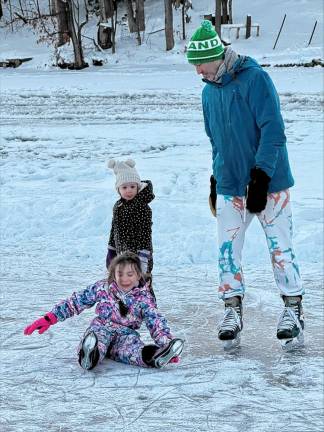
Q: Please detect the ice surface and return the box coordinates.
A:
[1,65,323,431]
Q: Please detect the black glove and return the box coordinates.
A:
[209,175,217,217]
[246,167,271,213]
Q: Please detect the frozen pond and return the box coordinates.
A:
[1,67,323,431]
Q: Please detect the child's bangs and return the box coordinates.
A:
[116,262,138,274]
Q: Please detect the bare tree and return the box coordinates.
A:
[215,0,221,36]
[228,0,233,24]
[221,0,228,24]
[1,0,90,68]
[173,1,192,40]
[97,0,114,50]
[54,0,69,46]
[65,0,89,68]
[164,0,174,50]
[126,0,145,45]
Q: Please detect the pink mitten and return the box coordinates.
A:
[170,356,180,364]
[24,312,58,335]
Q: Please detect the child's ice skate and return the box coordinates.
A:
[78,332,100,370]
[152,338,184,368]
[277,296,305,351]
[218,296,243,350]
[143,338,184,368]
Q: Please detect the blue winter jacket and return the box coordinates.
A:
[202,56,294,196]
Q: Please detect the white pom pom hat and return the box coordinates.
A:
[108,159,141,190]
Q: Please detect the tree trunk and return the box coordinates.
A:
[181,3,185,40]
[0,0,3,20]
[215,0,221,37]
[99,0,114,20]
[66,0,84,68]
[126,0,136,32]
[105,0,114,19]
[164,0,174,51]
[54,0,69,46]
[127,0,145,33]
[136,0,145,31]
[111,5,117,54]
[221,0,229,24]
[126,0,144,45]
[98,0,114,48]
[49,0,55,15]
[228,0,233,24]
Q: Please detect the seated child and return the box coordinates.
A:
[24,252,184,371]
[106,159,154,291]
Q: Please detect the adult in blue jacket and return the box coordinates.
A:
[187,21,304,351]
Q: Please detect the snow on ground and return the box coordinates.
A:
[0,0,323,431]
[0,0,323,68]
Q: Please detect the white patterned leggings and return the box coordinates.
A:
[216,190,303,300]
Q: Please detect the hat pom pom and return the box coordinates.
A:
[201,20,213,32]
[125,159,135,168]
[107,159,116,169]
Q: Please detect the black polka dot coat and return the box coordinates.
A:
[107,180,154,273]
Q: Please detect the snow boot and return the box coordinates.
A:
[218,296,243,350]
[79,332,100,370]
[277,296,305,351]
[142,338,184,368]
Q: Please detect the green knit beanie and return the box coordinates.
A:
[187,20,224,65]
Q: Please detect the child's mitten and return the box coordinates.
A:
[24,312,58,335]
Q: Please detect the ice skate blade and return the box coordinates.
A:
[223,334,241,351]
[80,333,98,370]
[280,332,304,352]
[156,339,184,368]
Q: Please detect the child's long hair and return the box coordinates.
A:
[108,251,144,285]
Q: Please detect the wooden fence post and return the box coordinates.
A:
[245,15,251,39]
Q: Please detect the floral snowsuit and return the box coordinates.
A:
[51,279,173,367]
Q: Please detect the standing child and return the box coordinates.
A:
[24,252,184,371]
[106,159,154,292]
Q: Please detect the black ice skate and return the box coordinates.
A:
[143,338,184,369]
[78,332,100,370]
[152,338,184,368]
[218,296,243,350]
[277,296,305,351]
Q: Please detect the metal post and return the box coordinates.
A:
[307,21,317,46]
[273,14,286,50]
